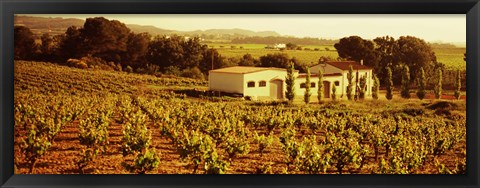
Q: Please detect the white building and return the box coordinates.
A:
[310,60,373,99]
[208,61,373,100]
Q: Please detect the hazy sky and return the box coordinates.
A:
[27,14,466,43]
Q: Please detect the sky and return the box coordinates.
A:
[26,14,466,43]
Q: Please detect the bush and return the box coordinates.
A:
[125,66,133,73]
[181,67,205,80]
[123,148,160,174]
[164,66,181,76]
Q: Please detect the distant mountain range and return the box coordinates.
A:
[14,15,281,38]
[14,15,464,47]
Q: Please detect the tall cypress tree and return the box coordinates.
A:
[317,69,324,102]
[416,67,426,100]
[285,62,296,102]
[372,74,379,100]
[304,68,311,104]
[347,65,354,100]
[331,84,337,101]
[434,68,442,99]
[386,67,393,100]
[454,69,461,100]
[359,75,367,100]
[400,65,411,99]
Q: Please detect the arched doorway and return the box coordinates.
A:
[270,79,283,99]
[323,81,330,98]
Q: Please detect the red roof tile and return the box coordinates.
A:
[297,73,342,78]
[324,61,372,70]
[209,66,298,74]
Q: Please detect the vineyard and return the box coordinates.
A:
[14,61,466,174]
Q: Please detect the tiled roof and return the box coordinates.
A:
[297,73,342,78]
[209,66,298,74]
[323,61,372,70]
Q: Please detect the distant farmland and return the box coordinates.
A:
[205,43,466,70]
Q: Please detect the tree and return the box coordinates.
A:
[14,26,38,60]
[121,32,151,69]
[400,65,411,99]
[182,37,207,68]
[386,67,394,100]
[454,69,461,100]
[317,69,324,102]
[146,35,185,71]
[58,26,83,62]
[359,75,367,100]
[331,85,337,101]
[304,68,311,104]
[39,33,55,62]
[334,36,379,68]
[80,17,131,63]
[259,53,291,68]
[346,65,354,100]
[286,43,297,50]
[372,74,379,100]
[373,36,397,85]
[199,48,228,75]
[395,36,437,83]
[238,53,259,66]
[285,62,296,102]
[416,67,426,100]
[434,68,442,99]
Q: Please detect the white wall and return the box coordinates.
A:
[243,70,293,98]
[209,72,244,94]
[340,69,373,98]
[297,76,342,98]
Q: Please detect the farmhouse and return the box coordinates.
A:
[208,61,373,100]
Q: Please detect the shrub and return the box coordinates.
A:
[164,66,181,76]
[126,66,133,73]
[181,67,205,80]
[22,124,51,173]
[254,132,274,156]
[123,148,160,174]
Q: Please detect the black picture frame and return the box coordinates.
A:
[1,0,479,188]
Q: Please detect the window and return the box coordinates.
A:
[310,82,316,88]
[247,81,255,87]
[259,81,266,87]
[334,81,340,86]
[300,83,306,88]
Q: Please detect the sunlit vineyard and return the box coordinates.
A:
[14,61,466,174]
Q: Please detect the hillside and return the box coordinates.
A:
[14,15,280,38]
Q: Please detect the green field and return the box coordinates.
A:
[203,43,466,70]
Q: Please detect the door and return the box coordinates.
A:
[270,79,283,99]
[323,81,330,98]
